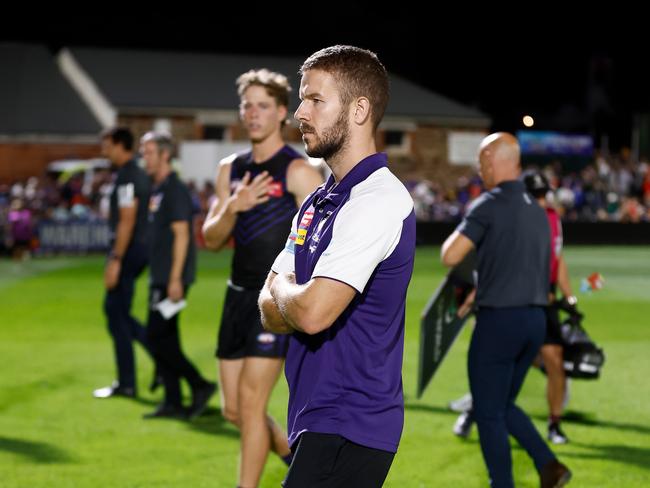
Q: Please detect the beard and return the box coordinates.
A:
[302,109,349,161]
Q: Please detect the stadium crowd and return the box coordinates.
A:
[1,148,649,259]
[410,150,650,223]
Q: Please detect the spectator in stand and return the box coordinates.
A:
[8,198,33,260]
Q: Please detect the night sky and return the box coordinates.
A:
[6,8,648,151]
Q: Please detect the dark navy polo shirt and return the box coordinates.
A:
[147,172,196,286]
[109,159,150,246]
[456,180,550,308]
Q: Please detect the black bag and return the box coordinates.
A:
[560,316,606,379]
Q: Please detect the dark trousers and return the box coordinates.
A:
[469,306,555,488]
[146,285,205,406]
[283,433,394,488]
[103,242,150,389]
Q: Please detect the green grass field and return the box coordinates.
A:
[1,246,649,487]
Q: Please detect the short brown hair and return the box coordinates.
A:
[299,45,389,131]
[236,69,291,108]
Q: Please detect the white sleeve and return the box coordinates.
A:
[117,183,135,208]
[312,193,408,293]
[270,212,299,274]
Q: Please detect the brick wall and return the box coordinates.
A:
[385,126,476,189]
[0,143,100,183]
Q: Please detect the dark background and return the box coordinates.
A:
[5,8,649,152]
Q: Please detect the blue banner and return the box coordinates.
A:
[37,220,111,253]
[517,131,594,157]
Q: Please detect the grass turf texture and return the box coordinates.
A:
[0,246,648,487]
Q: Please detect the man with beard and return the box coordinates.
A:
[259,46,416,487]
[202,69,322,488]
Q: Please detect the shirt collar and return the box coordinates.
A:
[313,153,388,208]
[154,171,176,191]
[496,180,525,192]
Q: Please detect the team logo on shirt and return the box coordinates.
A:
[311,211,332,243]
[149,193,163,213]
[267,181,283,198]
[295,210,314,246]
[257,332,275,350]
[309,211,332,250]
[231,177,283,198]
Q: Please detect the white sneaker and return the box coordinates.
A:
[448,393,473,413]
[453,411,474,438]
[548,422,569,444]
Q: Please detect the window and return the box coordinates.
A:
[203,125,225,140]
[385,130,405,146]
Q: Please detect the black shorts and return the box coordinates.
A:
[216,281,289,359]
[283,432,394,488]
[544,303,563,345]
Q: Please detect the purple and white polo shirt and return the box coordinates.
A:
[271,152,416,453]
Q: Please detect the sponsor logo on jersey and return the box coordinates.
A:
[296,228,307,245]
[296,210,314,246]
[267,181,283,198]
[257,333,276,345]
[148,193,163,213]
[299,210,314,229]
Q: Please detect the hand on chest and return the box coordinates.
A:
[230,175,284,198]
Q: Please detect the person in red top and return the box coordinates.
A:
[523,170,576,444]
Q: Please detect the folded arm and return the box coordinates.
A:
[261,272,356,335]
